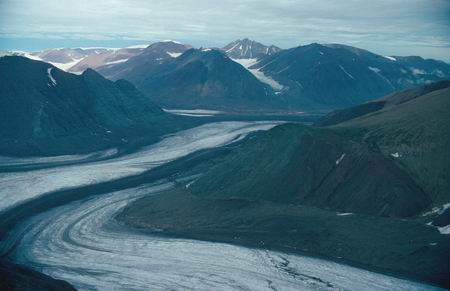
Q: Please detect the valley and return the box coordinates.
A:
[0,121,445,290]
[1,35,449,291]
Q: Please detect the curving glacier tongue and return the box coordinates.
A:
[6,182,439,291]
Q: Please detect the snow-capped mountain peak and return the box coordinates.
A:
[222,39,281,59]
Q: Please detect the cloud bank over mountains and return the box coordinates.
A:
[0,0,449,60]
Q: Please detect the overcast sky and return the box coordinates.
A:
[0,0,449,60]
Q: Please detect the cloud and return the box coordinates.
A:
[0,0,449,60]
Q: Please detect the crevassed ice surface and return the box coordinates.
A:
[5,182,441,291]
[0,121,280,212]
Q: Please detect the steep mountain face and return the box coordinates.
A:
[96,41,192,80]
[324,81,450,206]
[0,56,179,156]
[316,81,450,126]
[115,48,282,111]
[190,124,429,217]
[222,39,281,59]
[189,82,450,216]
[246,43,450,110]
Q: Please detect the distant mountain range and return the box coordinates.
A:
[5,46,147,73]
[100,39,450,111]
[0,56,188,156]
[7,39,450,112]
[250,43,450,109]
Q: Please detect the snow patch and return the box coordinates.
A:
[168,52,182,58]
[390,152,401,158]
[23,53,43,61]
[232,58,258,68]
[231,58,284,91]
[339,65,355,80]
[422,203,450,216]
[161,40,182,44]
[127,44,150,49]
[384,56,397,61]
[249,69,284,91]
[201,48,212,52]
[438,225,450,235]
[337,212,353,216]
[336,153,346,165]
[410,68,426,76]
[49,58,85,71]
[47,68,57,86]
[185,180,196,188]
[368,66,381,73]
[105,58,128,65]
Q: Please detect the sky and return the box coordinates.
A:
[0,0,449,61]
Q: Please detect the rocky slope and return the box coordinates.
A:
[0,56,185,156]
[323,81,450,206]
[115,48,283,111]
[96,41,192,80]
[247,43,450,110]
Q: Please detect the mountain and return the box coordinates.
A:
[96,41,191,80]
[21,47,147,73]
[245,43,450,110]
[190,123,429,217]
[68,47,147,74]
[0,56,184,156]
[319,80,450,206]
[107,41,449,112]
[110,47,283,111]
[23,48,111,71]
[191,81,450,213]
[316,81,450,126]
[222,39,281,59]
